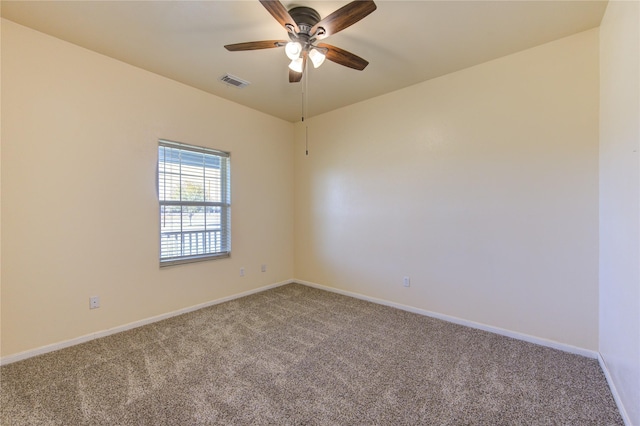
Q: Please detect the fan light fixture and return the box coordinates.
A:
[288,57,304,72]
[308,48,326,68]
[285,41,302,60]
[286,44,326,70]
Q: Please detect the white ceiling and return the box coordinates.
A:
[1,0,607,123]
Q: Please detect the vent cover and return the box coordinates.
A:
[219,74,250,88]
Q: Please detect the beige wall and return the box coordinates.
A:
[599,1,640,424]
[1,19,294,357]
[294,29,600,350]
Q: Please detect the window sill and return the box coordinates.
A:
[159,252,230,267]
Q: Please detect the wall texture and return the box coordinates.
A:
[294,29,600,351]
[1,19,295,357]
[599,1,640,424]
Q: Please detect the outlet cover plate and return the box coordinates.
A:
[89,296,100,309]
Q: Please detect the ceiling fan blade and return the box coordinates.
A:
[317,43,369,70]
[224,40,286,51]
[289,68,303,83]
[311,0,377,40]
[289,52,307,83]
[259,0,300,33]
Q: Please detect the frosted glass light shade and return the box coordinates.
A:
[285,42,302,60]
[309,48,326,68]
[288,57,304,73]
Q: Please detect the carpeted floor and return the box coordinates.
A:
[1,283,623,425]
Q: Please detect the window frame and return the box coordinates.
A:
[157,139,231,267]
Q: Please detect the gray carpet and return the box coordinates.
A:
[1,283,623,425]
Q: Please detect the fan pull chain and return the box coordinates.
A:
[303,59,309,156]
[301,77,308,156]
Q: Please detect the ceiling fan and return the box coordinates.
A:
[224,0,377,83]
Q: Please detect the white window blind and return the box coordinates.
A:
[158,140,230,266]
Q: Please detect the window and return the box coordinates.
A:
[158,140,230,266]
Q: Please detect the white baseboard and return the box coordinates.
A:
[598,353,633,426]
[0,278,599,364]
[295,279,599,359]
[0,279,294,366]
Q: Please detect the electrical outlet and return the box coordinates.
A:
[261,264,267,272]
[403,277,410,287]
[240,267,245,277]
[89,296,100,309]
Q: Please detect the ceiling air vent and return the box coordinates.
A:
[219,74,250,89]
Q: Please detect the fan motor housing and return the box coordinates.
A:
[288,6,321,34]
